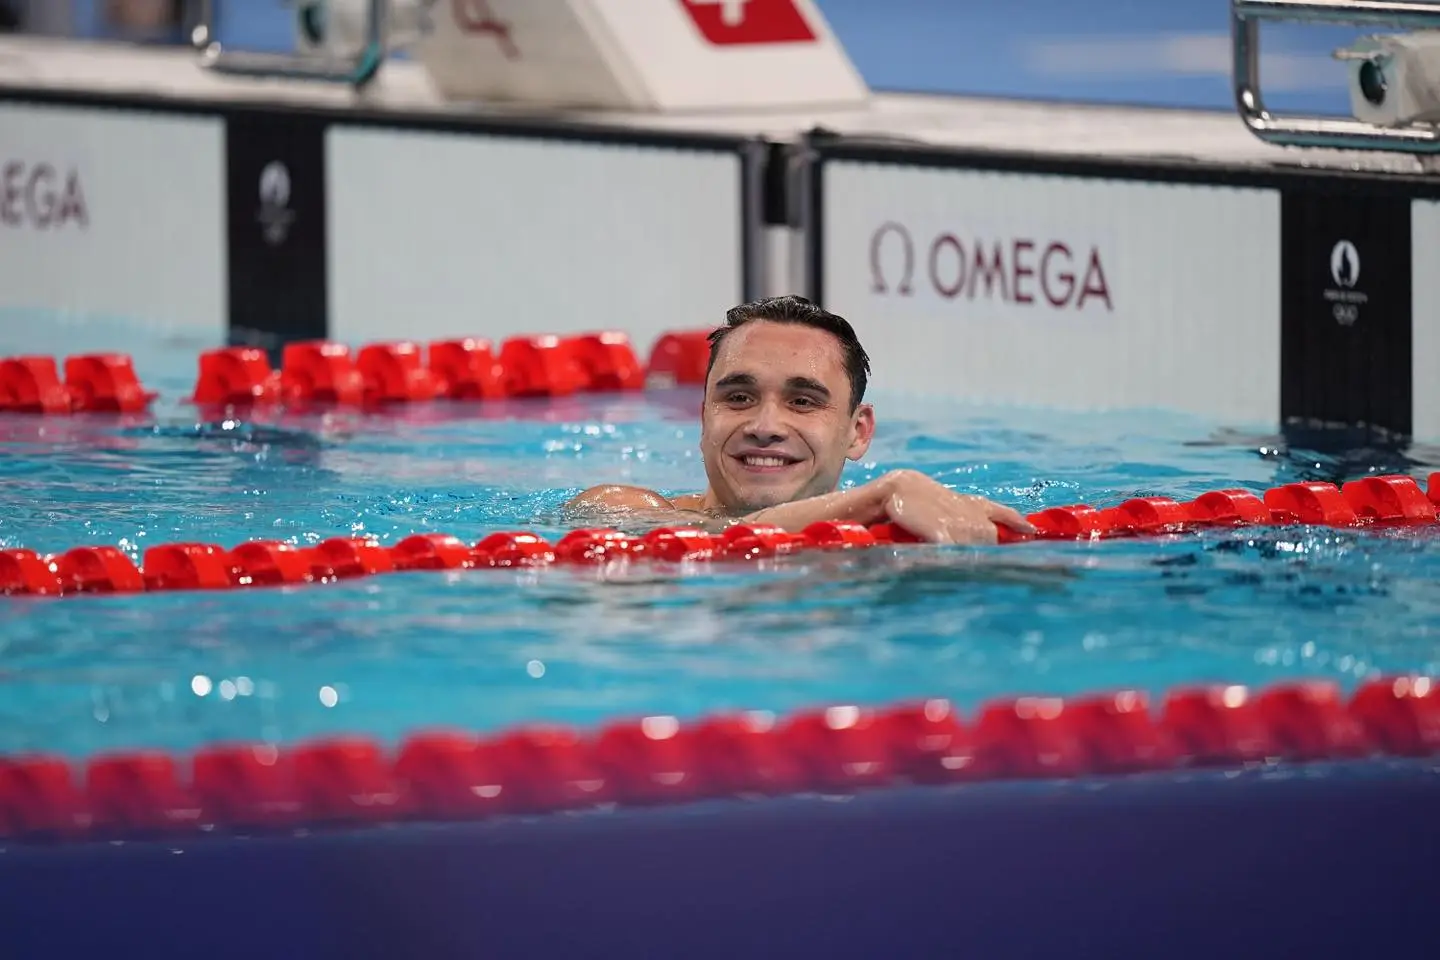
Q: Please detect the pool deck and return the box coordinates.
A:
[0,34,1429,175]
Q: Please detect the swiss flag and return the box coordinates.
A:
[679,0,817,46]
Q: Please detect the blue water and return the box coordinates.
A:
[60,0,1362,115]
[2,335,1439,759]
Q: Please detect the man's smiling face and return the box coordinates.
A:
[699,320,875,513]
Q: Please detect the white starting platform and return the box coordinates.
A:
[1,0,1439,440]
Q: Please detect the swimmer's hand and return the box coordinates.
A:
[747,469,1035,546]
[881,470,1036,544]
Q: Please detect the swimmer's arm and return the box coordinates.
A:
[565,483,891,535]
[566,473,1033,543]
[748,470,1035,543]
[742,479,895,530]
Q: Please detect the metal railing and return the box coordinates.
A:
[1233,0,1440,152]
[189,0,389,87]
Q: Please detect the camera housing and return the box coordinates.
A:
[1343,32,1440,127]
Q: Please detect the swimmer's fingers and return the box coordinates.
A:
[987,503,1037,535]
[956,495,1035,535]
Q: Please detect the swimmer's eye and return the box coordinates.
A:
[721,391,754,405]
[790,396,821,409]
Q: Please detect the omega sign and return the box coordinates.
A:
[869,222,1112,310]
[0,161,88,229]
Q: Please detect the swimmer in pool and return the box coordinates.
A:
[565,295,1036,545]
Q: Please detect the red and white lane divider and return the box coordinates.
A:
[0,329,713,414]
[0,675,1435,843]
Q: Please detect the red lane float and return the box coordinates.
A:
[280,341,367,407]
[63,354,156,413]
[1028,504,1112,540]
[687,710,805,796]
[192,347,281,407]
[0,353,156,414]
[86,752,201,838]
[868,522,923,544]
[1350,676,1440,756]
[554,529,634,564]
[229,541,314,586]
[427,339,505,400]
[486,726,608,813]
[5,475,1440,600]
[877,699,973,783]
[141,543,235,591]
[474,532,555,568]
[54,546,145,594]
[1102,497,1194,535]
[641,527,718,561]
[0,675,1435,844]
[645,329,713,387]
[720,523,805,560]
[593,716,703,806]
[290,737,401,825]
[191,743,301,829]
[391,533,475,571]
[0,549,63,596]
[0,357,72,414]
[1265,481,1359,527]
[393,732,502,821]
[8,327,709,417]
[784,705,896,791]
[356,341,441,405]
[312,537,396,580]
[0,756,91,838]
[802,520,877,550]
[1341,475,1438,524]
[498,336,588,398]
[568,332,647,392]
[1159,685,1277,766]
[1189,489,1272,525]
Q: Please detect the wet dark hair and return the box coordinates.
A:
[706,295,871,410]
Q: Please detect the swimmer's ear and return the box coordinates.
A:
[847,403,875,461]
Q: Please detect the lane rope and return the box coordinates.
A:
[0,675,1434,843]
[0,330,711,414]
[1,474,1437,597]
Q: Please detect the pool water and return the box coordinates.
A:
[2,334,1439,761]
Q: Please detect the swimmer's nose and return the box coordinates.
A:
[744,399,788,443]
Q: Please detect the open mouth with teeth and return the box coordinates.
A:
[733,453,802,473]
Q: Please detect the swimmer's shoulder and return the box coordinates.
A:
[566,484,676,511]
[566,485,706,511]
